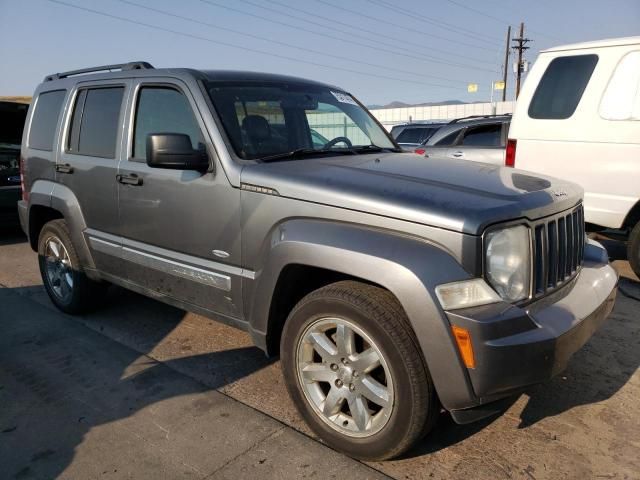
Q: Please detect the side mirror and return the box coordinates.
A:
[146,133,209,170]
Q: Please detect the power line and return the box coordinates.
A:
[197,0,497,72]
[312,0,497,56]
[442,0,561,42]
[261,0,499,55]
[114,0,469,85]
[364,0,502,45]
[44,0,468,91]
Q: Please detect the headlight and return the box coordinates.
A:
[485,225,531,303]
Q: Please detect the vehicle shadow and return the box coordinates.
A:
[0,225,26,246]
[0,284,276,479]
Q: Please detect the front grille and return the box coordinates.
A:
[532,204,585,297]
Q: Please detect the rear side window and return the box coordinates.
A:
[600,51,640,120]
[528,54,598,119]
[396,128,425,144]
[133,87,204,159]
[28,90,66,151]
[461,123,502,146]
[68,87,125,158]
[435,130,460,146]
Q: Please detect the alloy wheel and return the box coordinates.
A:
[296,317,394,437]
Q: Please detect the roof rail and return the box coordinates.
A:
[447,113,511,124]
[44,61,154,82]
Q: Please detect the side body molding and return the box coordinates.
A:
[244,219,479,410]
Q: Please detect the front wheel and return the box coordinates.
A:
[280,281,439,460]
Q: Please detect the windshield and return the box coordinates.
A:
[206,81,396,161]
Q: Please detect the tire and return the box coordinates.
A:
[38,219,102,314]
[280,280,439,460]
[628,221,640,279]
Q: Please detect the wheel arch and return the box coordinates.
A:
[244,218,479,411]
[623,199,640,231]
[27,180,96,271]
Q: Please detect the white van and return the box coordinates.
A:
[508,37,640,278]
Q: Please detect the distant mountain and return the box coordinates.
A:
[367,100,468,109]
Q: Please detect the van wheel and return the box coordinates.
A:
[628,221,640,279]
[280,281,439,461]
[38,219,102,314]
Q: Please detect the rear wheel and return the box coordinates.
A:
[38,219,102,314]
[628,221,640,279]
[281,281,439,460]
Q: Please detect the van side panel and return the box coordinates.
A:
[509,43,640,229]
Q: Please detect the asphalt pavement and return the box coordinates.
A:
[1,227,639,479]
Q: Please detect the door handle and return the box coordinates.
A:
[452,151,464,157]
[116,173,143,186]
[55,163,74,174]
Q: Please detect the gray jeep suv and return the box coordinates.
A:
[19,62,617,460]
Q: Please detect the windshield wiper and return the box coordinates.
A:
[348,145,401,153]
[260,148,357,162]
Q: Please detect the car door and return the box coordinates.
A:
[117,79,242,319]
[449,122,504,164]
[56,80,130,276]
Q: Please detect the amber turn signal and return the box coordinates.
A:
[452,326,476,369]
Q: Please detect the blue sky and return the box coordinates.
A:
[1,0,638,104]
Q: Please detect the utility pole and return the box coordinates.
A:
[512,22,531,98]
[502,25,511,102]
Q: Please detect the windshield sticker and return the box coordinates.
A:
[331,91,358,105]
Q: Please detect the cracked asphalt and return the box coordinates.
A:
[1,227,639,479]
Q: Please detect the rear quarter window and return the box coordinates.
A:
[28,90,66,151]
[528,54,598,119]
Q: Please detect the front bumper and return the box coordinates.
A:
[446,240,618,423]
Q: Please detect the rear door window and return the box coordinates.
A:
[600,51,640,120]
[528,54,598,119]
[396,128,426,144]
[434,130,461,146]
[67,87,125,158]
[28,90,66,151]
[461,123,502,146]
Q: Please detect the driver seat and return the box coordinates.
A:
[242,115,282,156]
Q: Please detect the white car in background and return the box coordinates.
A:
[507,36,640,278]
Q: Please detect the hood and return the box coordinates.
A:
[241,153,583,235]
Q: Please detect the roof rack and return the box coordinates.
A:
[44,61,154,82]
[447,113,511,124]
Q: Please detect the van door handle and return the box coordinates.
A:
[55,163,74,174]
[452,151,464,157]
[116,173,143,186]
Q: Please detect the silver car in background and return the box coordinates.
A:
[416,114,511,164]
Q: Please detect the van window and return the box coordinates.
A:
[28,90,66,151]
[461,123,502,147]
[68,87,124,158]
[133,87,204,160]
[528,54,598,119]
[600,51,640,121]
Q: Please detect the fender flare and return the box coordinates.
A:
[245,218,479,410]
[28,179,96,271]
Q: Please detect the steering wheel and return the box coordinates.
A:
[323,136,353,149]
